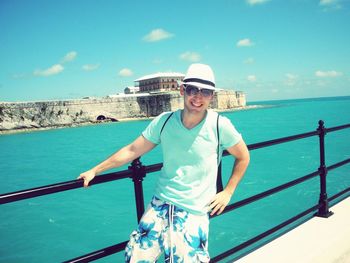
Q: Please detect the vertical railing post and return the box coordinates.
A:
[315,120,333,218]
[128,158,146,222]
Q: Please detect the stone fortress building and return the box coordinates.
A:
[135,72,185,93]
[0,72,246,132]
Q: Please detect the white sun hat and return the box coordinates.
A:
[181,63,219,91]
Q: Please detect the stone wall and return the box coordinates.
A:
[0,90,246,131]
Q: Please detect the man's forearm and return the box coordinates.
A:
[79,134,156,188]
[209,155,250,216]
[224,157,250,195]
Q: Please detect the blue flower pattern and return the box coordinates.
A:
[185,227,209,260]
[125,196,209,263]
[150,197,169,220]
[172,207,188,232]
[137,221,159,249]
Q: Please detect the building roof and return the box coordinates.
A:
[134,72,185,82]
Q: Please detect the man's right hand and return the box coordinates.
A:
[77,169,96,188]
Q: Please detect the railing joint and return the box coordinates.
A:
[128,157,146,222]
[128,158,146,182]
[317,165,328,177]
[317,119,327,136]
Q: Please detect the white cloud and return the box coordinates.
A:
[143,28,174,42]
[247,75,257,82]
[237,38,254,47]
[119,68,133,77]
[285,73,299,82]
[61,51,77,63]
[246,0,271,6]
[82,64,100,71]
[244,57,255,64]
[286,73,298,79]
[285,73,298,86]
[34,64,64,77]
[315,70,343,78]
[179,51,201,62]
[319,0,338,5]
[319,0,342,10]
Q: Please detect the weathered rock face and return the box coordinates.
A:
[0,90,245,132]
[214,90,246,110]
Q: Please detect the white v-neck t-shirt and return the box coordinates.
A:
[142,109,242,215]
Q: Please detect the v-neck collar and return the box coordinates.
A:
[178,110,208,131]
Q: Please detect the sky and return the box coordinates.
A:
[0,0,349,102]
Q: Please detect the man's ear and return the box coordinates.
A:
[210,92,214,101]
[180,85,185,96]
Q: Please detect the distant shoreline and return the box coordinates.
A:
[2,94,348,105]
[0,105,267,135]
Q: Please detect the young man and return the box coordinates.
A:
[78,63,250,262]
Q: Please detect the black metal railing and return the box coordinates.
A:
[1,120,350,262]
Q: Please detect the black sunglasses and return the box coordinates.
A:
[184,85,214,98]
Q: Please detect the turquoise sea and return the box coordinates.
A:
[0,96,349,262]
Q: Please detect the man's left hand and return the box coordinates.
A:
[208,189,233,216]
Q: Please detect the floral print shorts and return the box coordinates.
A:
[125,196,210,263]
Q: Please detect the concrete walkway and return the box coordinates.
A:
[235,197,350,263]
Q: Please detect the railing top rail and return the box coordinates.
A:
[0,169,132,205]
[247,130,318,151]
[326,123,350,133]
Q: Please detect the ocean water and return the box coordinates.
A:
[0,96,349,262]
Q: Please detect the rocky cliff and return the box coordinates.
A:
[0,90,246,132]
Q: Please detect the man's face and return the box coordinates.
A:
[180,85,214,113]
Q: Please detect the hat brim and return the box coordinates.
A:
[180,81,221,91]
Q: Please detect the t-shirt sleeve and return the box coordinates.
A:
[142,112,170,145]
[219,116,242,149]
